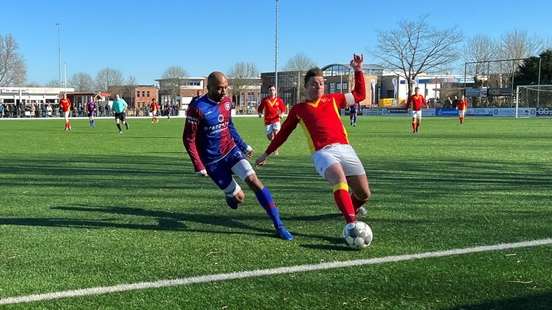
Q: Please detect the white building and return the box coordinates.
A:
[0,87,75,105]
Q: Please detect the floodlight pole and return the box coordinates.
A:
[275,0,279,98]
[537,57,542,107]
[56,23,61,88]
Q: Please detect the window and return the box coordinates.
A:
[248,91,254,105]
[137,91,140,97]
[147,91,150,97]
[142,91,145,97]
[342,82,348,92]
[330,83,335,94]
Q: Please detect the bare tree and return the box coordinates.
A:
[124,76,139,108]
[227,62,259,111]
[68,72,94,92]
[499,29,543,61]
[95,68,124,93]
[463,34,499,76]
[126,76,137,86]
[492,29,546,89]
[281,53,317,72]
[281,53,317,102]
[367,14,463,97]
[161,66,188,107]
[25,81,41,87]
[45,79,59,88]
[0,34,27,86]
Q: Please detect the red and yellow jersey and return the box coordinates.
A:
[265,71,365,154]
[150,102,159,112]
[406,94,428,111]
[456,99,468,111]
[59,98,71,112]
[257,96,286,125]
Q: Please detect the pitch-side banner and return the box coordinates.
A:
[362,108,536,117]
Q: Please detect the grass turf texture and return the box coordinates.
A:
[0,116,551,309]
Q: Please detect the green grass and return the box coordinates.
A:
[0,116,551,309]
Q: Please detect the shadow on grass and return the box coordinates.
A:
[448,292,552,310]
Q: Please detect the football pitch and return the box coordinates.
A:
[0,116,551,309]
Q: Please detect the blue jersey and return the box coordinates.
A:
[183,95,248,173]
[86,101,96,114]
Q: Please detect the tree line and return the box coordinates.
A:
[1,14,550,99]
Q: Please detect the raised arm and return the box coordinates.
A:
[345,54,366,105]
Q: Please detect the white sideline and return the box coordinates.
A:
[1,238,551,305]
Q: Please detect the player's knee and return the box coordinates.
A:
[355,190,371,201]
[244,174,263,191]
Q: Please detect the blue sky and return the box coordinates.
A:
[2,0,551,86]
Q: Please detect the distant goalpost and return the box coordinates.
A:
[515,85,552,118]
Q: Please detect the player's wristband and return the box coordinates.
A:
[245,145,253,153]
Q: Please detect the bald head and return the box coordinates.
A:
[207,71,229,102]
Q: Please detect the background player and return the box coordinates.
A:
[405,86,429,133]
[59,93,72,131]
[349,102,359,126]
[456,94,468,124]
[149,98,159,123]
[255,54,370,225]
[86,95,96,128]
[257,85,286,155]
[183,71,292,241]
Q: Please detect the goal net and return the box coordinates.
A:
[515,85,552,118]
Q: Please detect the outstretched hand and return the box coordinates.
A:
[255,153,269,168]
[350,54,364,71]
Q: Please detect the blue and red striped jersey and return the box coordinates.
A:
[183,95,248,173]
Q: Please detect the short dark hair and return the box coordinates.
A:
[304,67,323,85]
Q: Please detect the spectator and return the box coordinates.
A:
[40,102,47,117]
[444,97,453,108]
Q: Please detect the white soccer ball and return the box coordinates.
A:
[342,221,373,250]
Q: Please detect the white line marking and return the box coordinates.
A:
[1,238,551,305]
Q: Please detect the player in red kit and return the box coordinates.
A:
[456,95,468,124]
[59,93,72,131]
[405,87,429,133]
[255,54,371,225]
[257,85,286,155]
[149,98,159,123]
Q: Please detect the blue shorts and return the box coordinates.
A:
[206,146,248,190]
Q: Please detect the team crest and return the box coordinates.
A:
[225,102,230,110]
[218,114,224,123]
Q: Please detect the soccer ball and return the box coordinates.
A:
[342,221,373,250]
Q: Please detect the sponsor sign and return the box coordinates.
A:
[436,108,458,116]
[536,107,552,117]
[466,108,494,116]
[492,108,516,117]
[465,88,486,97]
[363,109,381,116]
[517,108,537,117]
[487,88,512,97]
[384,108,409,116]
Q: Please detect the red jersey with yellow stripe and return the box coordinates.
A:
[456,99,468,110]
[59,98,71,112]
[258,96,286,125]
[265,71,365,154]
[406,94,428,111]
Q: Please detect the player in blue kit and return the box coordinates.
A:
[86,95,97,128]
[183,71,293,241]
